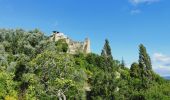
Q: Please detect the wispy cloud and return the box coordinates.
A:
[128,0,160,15]
[153,53,170,65]
[154,66,170,76]
[129,0,160,5]
[54,21,59,27]
[130,9,141,14]
[152,53,170,76]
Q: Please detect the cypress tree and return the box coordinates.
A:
[101,39,113,59]
[120,57,125,68]
[139,44,152,70]
[138,44,153,87]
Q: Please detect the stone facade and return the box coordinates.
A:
[50,31,91,54]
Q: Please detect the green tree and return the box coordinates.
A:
[0,70,18,100]
[55,39,68,53]
[139,44,152,70]
[120,57,125,69]
[29,51,87,99]
[101,39,113,59]
[138,44,153,88]
[130,62,140,78]
[88,69,118,100]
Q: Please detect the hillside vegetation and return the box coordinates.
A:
[0,29,170,100]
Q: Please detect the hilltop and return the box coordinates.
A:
[49,31,91,54]
[0,28,170,100]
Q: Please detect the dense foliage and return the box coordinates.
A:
[0,28,170,100]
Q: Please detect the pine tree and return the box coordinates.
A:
[101,39,113,59]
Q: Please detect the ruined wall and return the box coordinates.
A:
[50,31,91,54]
[83,38,91,54]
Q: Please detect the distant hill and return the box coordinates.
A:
[163,76,170,80]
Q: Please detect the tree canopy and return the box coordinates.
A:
[0,29,169,100]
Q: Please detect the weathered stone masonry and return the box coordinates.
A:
[50,31,91,54]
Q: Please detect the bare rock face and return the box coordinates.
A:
[50,31,91,54]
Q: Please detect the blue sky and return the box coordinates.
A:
[0,0,170,76]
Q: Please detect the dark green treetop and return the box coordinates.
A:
[101,39,113,59]
[138,44,153,88]
[130,62,140,78]
[139,44,152,70]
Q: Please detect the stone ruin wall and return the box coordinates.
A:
[50,31,91,54]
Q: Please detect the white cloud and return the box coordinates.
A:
[152,53,170,76]
[129,0,160,5]
[153,53,170,64]
[154,65,170,76]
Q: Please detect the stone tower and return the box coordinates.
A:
[83,38,91,53]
